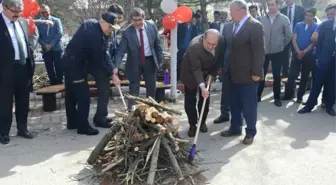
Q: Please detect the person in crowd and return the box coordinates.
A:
[280,0,305,78]
[36,4,63,85]
[220,0,264,145]
[298,15,335,116]
[62,12,121,135]
[310,4,336,108]
[210,10,220,29]
[84,3,124,127]
[194,12,205,36]
[177,17,196,81]
[258,0,292,107]
[281,8,318,103]
[180,29,222,137]
[249,4,260,20]
[0,0,35,144]
[114,8,163,110]
[213,20,234,124]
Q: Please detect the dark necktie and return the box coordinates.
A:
[139,29,145,64]
[12,21,26,65]
[288,7,292,23]
[233,23,239,37]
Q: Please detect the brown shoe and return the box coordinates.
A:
[242,136,254,145]
[220,130,242,137]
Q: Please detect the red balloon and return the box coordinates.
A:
[22,0,40,18]
[27,17,36,35]
[162,14,177,30]
[174,6,193,23]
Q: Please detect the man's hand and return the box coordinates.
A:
[252,75,260,81]
[297,50,304,59]
[45,44,52,52]
[218,68,223,75]
[112,74,120,86]
[46,20,54,26]
[311,32,318,42]
[201,87,209,99]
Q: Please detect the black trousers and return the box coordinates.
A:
[258,52,283,99]
[282,43,291,76]
[43,50,63,85]
[0,63,30,135]
[128,57,156,109]
[284,54,316,100]
[90,70,110,122]
[64,70,90,130]
[177,48,186,81]
[219,72,230,118]
[184,86,210,126]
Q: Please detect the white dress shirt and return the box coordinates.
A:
[2,13,28,60]
[287,3,295,30]
[220,22,225,34]
[136,25,152,57]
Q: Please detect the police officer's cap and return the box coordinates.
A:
[102,12,120,30]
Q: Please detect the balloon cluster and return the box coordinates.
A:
[21,0,40,34]
[161,0,193,30]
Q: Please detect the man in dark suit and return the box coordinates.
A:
[220,0,264,145]
[280,0,305,77]
[180,29,222,137]
[177,20,196,81]
[0,0,35,144]
[210,11,220,30]
[114,8,163,110]
[213,21,234,124]
[298,18,336,116]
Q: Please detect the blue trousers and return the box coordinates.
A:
[229,83,258,137]
[43,50,63,85]
[305,58,336,110]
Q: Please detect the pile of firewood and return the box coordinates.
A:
[87,95,206,185]
[33,73,50,89]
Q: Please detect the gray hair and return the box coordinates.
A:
[40,4,50,10]
[2,0,23,10]
[204,29,220,38]
[230,0,248,11]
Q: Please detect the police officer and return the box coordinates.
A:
[63,12,121,135]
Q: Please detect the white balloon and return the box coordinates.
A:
[160,0,177,14]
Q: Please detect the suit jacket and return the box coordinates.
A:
[280,5,305,31]
[315,19,335,69]
[221,21,234,73]
[115,21,163,77]
[0,14,35,81]
[210,21,220,31]
[180,35,221,90]
[177,22,197,50]
[229,17,265,84]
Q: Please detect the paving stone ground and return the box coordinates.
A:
[0,84,335,185]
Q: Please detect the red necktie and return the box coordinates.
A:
[139,29,145,64]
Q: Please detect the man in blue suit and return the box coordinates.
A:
[298,17,335,116]
[36,4,63,85]
[114,8,163,110]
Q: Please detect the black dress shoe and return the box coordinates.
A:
[77,125,99,135]
[106,117,113,122]
[200,123,208,133]
[243,136,254,145]
[94,119,113,128]
[296,98,303,104]
[298,107,312,114]
[67,123,77,130]
[220,130,242,137]
[213,116,230,124]
[321,103,326,109]
[326,108,336,117]
[17,130,34,139]
[188,125,197,137]
[274,99,282,107]
[0,134,10,144]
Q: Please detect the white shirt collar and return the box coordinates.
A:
[238,15,249,26]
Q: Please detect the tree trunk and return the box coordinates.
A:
[147,0,153,19]
[200,0,209,30]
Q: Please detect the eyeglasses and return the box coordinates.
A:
[132,18,143,22]
[5,5,22,14]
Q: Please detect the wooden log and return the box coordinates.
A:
[87,124,121,165]
[99,157,124,175]
[114,110,128,117]
[125,94,182,115]
[146,136,161,185]
[161,138,184,180]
